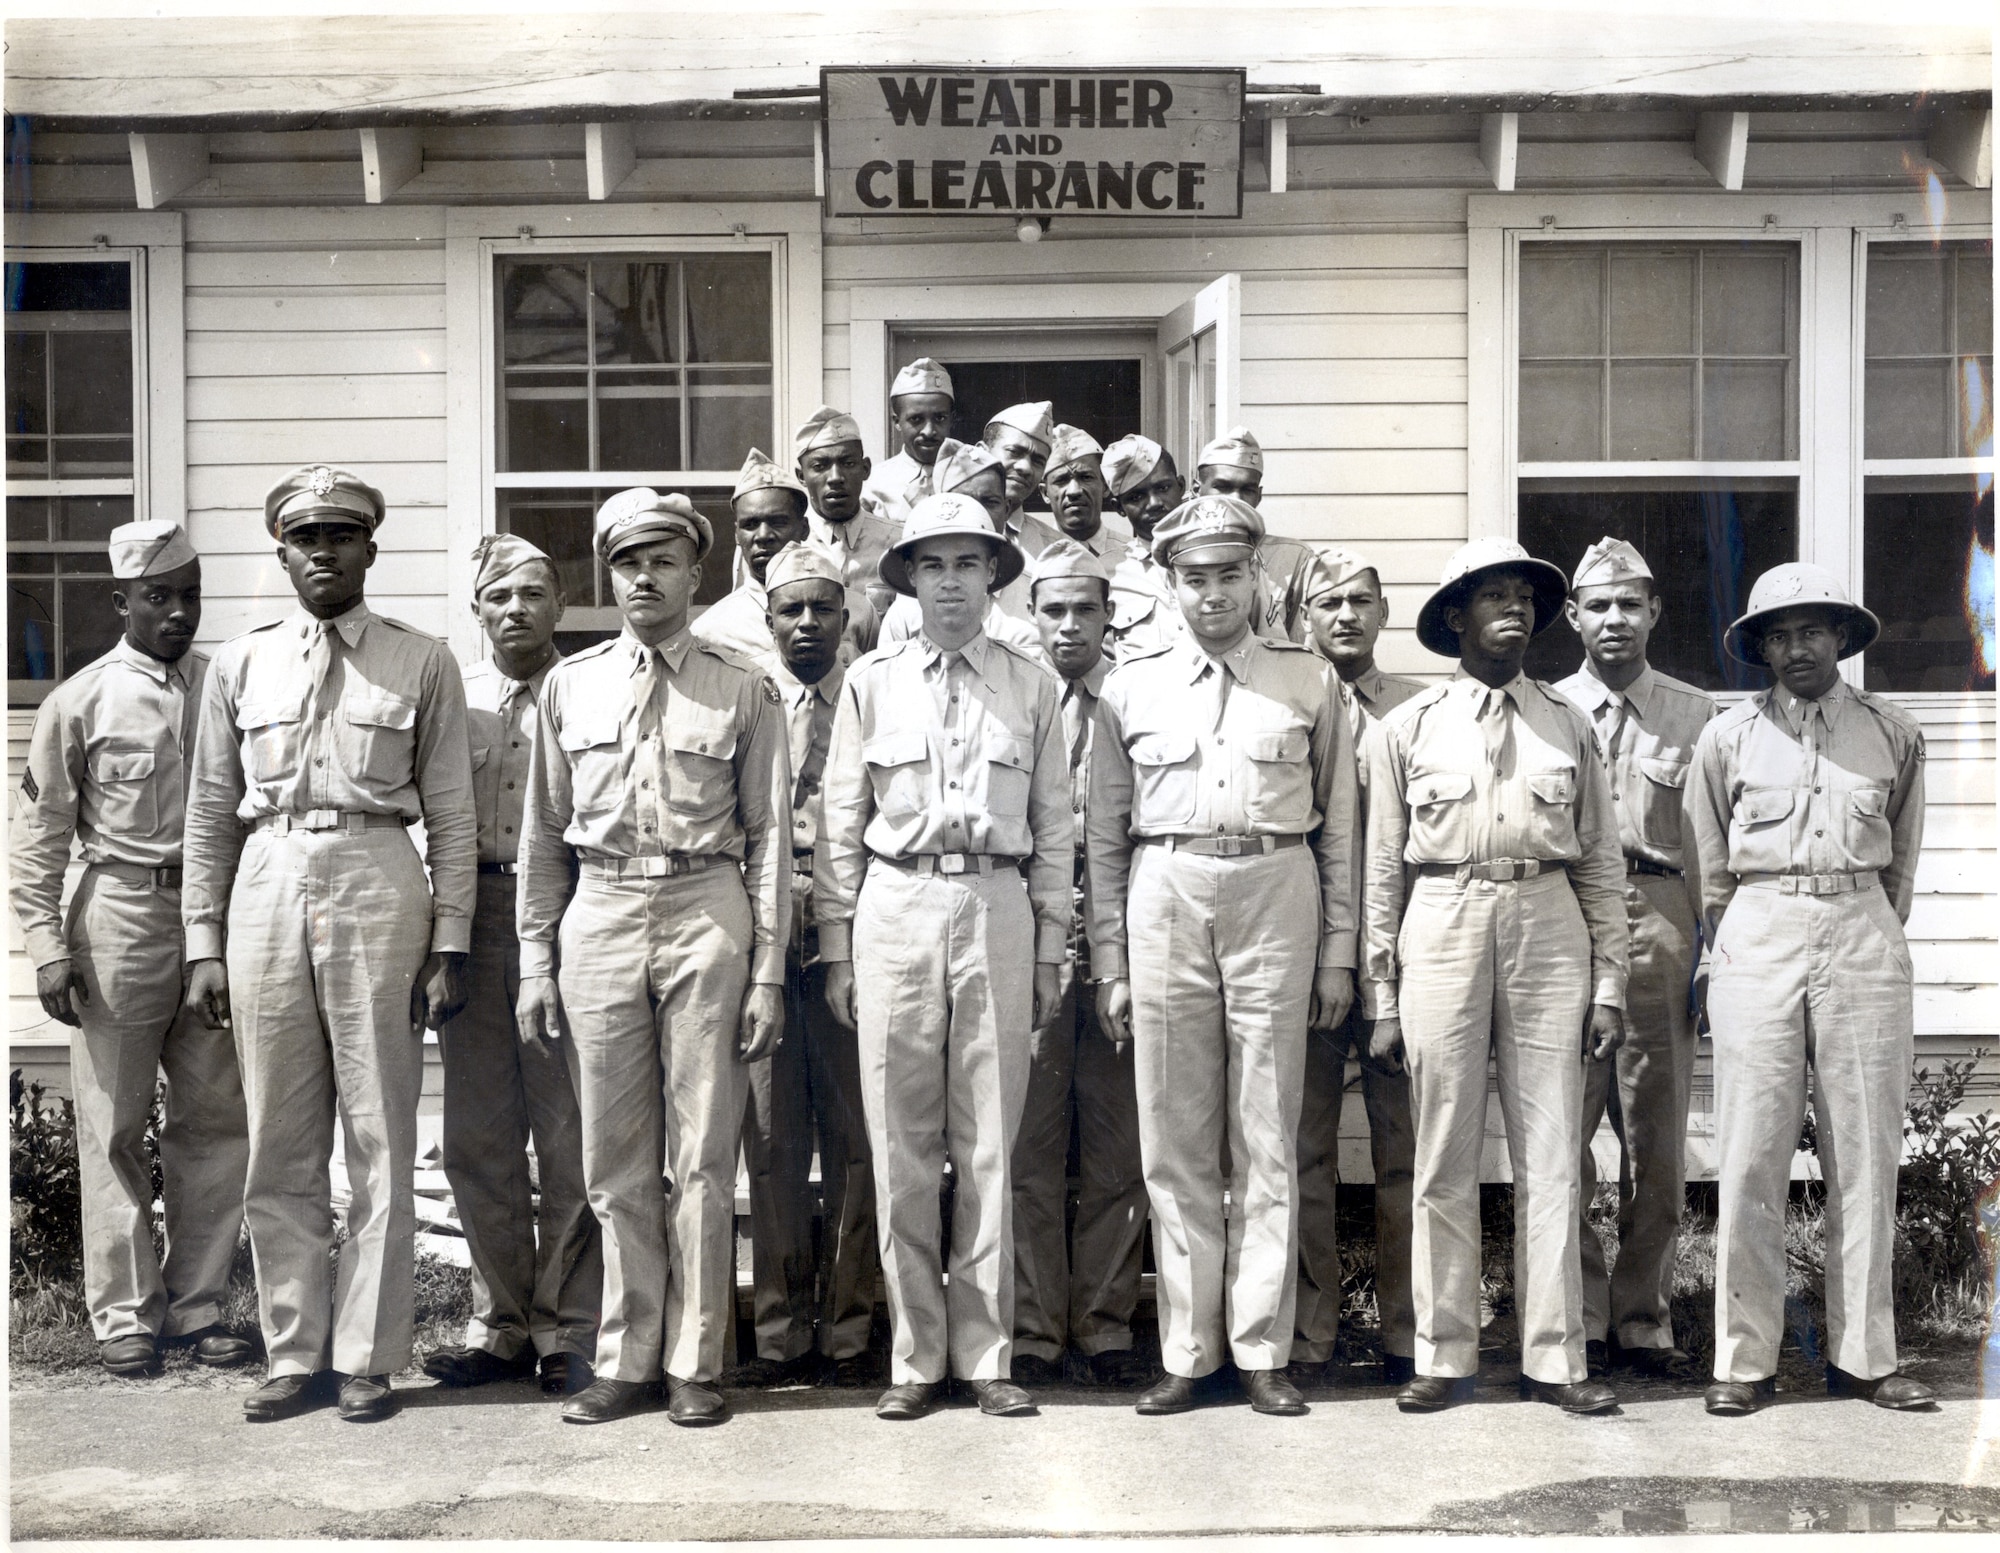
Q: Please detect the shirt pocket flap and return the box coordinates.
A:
[1130,730,1197,766]
[92,748,156,782]
[863,731,929,769]
[558,718,621,753]
[1527,767,1576,805]
[1850,787,1890,818]
[667,716,738,761]
[1738,787,1796,825]
[1409,770,1473,806]
[470,744,493,772]
[236,700,303,730]
[344,691,417,731]
[1244,727,1310,763]
[986,733,1034,772]
[1638,755,1690,789]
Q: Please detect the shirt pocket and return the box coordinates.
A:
[863,730,931,824]
[1843,785,1895,865]
[235,699,306,786]
[1243,721,1313,828]
[1729,786,1796,875]
[87,746,158,836]
[339,688,418,790]
[1524,762,1580,855]
[1636,755,1689,852]
[665,714,739,821]
[1128,729,1199,829]
[983,731,1035,820]
[557,718,625,816]
[1406,768,1474,861]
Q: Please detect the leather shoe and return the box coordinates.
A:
[969,1377,1036,1416]
[1520,1375,1619,1414]
[422,1346,533,1388]
[875,1381,937,1420]
[244,1370,336,1422]
[1396,1374,1475,1413]
[826,1354,875,1389]
[1827,1366,1937,1410]
[561,1377,655,1424]
[162,1326,256,1368]
[1280,1358,1327,1388]
[666,1377,727,1426]
[1010,1353,1063,1387]
[1704,1377,1776,1415]
[338,1373,397,1422]
[1584,1339,1612,1378]
[1135,1374,1195,1415]
[725,1352,819,1389]
[1244,1368,1308,1415]
[1618,1344,1702,1382]
[99,1334,160,1377]
[1381,1353,1416,1388]
[540,1353,594,1396]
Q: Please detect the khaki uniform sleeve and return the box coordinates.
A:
[1308,663,1359,971]
[1083,685,1138,980]
[815,676,871,964]
[8,698,83,969]
[1881,714,1926,925]
[1568,721,1630,1009]
[414,641,478,957]
[182,653,250,963]
[1362,714,1413,1021]
[734,673,794,986]
[516,674,577,978]
[1684,720,1738,945]
[1024,668,1075,966]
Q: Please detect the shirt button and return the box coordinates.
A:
[1217,779,1225,788]
[506,782,515,790]
[949,781,959,790]
[1814,785,1823,793]
[503,825,513,834]
[1497,814,1505,822]
[313,756,325,767]
[1815,828,1825,837]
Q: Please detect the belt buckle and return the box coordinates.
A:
[301,809,340,831]
[939,853,967,875]
[636,856,671,879]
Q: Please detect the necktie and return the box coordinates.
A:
[793,692,830,812]
[1481,686,1511,773]
[633,645,665,835]
[1599,693,1628,773]
[1062,681,1089,775]
[304,619,335,714]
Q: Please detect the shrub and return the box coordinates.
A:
[1895,1058,2000,1325]
[10,1071,83,1282]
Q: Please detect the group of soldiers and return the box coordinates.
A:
[11,355,1936,1428]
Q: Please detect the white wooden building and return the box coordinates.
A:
[5,9,1994,1177]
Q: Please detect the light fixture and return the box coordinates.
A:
[1015,215,1050,244]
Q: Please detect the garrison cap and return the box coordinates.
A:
[1101,434,1166,496]
[1028,535,1115,597]
[1571,536,1654,592]
[931,436,1007,495]
[890,357,955,401]
[879,492,1025,598]
[1415,537,1568,657]
[107,520,198,580]
[1301,546,1382,604]
[1150,493,1265,568]
[793,406,865,461]
[732,447,810,506]
[985,401,1054,453]
[1197,426,1264,477]
[1045,424,1105,480]
[265,464,386,539]
[470,532,559,596]
[763,539,847,598]
[1726,562,1882,665]
[594,488,713,564]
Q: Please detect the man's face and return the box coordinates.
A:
[474,562,564,661]
[1044,459,1107,542]
[954,466,1012,532]
[767,578,846,685]
[608,535,701,633]
[115,560,201,662]
[278,521,374,614]
[1759,606,1847,700]
[732,489,809,583]
[907,536,998,639]
[984,427,1048,508]
[1198,464,1263,508]
[799,441,870,522]
[1566,580,1659,670]
[1307,571,1387,670]
[1173,554,1256,645]
[1114,460,1185,539]
[1447,569,1540,663]
[890,393,952,465]
[1033,577,1110,680]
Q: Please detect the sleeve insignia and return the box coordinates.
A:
[762,678,782,706]
[20,770,38,802]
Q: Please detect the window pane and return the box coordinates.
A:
[684,256,771,363]
[499,262,589,365]
[1862,478,1994,692]
[54,439,136,479]
[1703,360,1789,461]
[598,372,683,470]
[593,261,680,366]
[497,490,601,605]
[1864,360,1949,461]
[1609,252,1696,356]
[1702,253,1789,356]
[8,574,57,681]
[1519,482,1798,689]
[52,331,133,436]
[55,495,132,542]
[7,497,50,542]
[7,330,47,435]
[59,576,121,678]
[1958,356,1994,460]
[687,367,772,470]
[1520,251,1602,357]
[1519,362,1602,461]
[1608,361,1695,459]
[502,372,589,471]
[1867,251,1949,357]
[1956,251,1992,354]
[5,261,130,313]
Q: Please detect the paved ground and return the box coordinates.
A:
[12,1359,2000,1540]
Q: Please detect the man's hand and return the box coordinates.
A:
[823,961,856,1031]
[35,960,89,1028]
[1369,1015,1405,1070]
[1032,964,1061,1031]
[1096,977,1134,1049]
[739,983,785,1062]
[411,951,469,1031]
[1586,1002,1625,1061]
[1309,966,1355,1033]
[1692,965,1710,1035]
[185,959,232,1031]
[515,974,566,1049]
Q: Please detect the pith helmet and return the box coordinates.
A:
[878,492,1024,598]
[1415,537,1569,657]
[1725,562,1881,665]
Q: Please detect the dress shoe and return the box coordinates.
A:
[244,1371,336,1422]
[1010,1353,1063,1388]
[1584,1339,1612,1378]
[1827,1366,1937,1410]
[561,1376,655,1424]
[1395,1374,1476,1413]
[825,1354,875,1389]
[422,1346,533,1388]
[875,1381,937,1420]
[1380,1353,1417,1388]
[1704,1377,1776,1416]
[1089,1349,1154,1388]
[969,1377,1036,1416]
[666,1376,728,1425]
[1520,1375,1619,1414]
[99,1334,160,1377]
[338,1373,398,1422]
[163,1326,256,1368]
[1618,1344,1702,1383]
[1280,1358,1327,1389]
[725,1352,819,1389]
[1244,1368,1308,1415]
[1136,1374,1195,1415]
[540,1352,594,1396]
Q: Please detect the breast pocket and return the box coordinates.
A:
[1524,761,1580,850]
[1407,769,1474,861]
[1243,722,1313,827]
[983,732,1034,820]
[557,719,625,816]
[1843,786,1895,865]
[1637,755,1689,852]
[863,731,932,824]
[235,700,305,785]
[1128,729,1199,828]
[1729,786,1796,875]
[88,747,158,836]
[340,688,418,789]
[665,715,739,821]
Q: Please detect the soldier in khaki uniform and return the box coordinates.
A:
[1089,495,1359,1419]
[1099,435,1186,658]
[1364,538,1627,1417]
[1193,428,1315,644]
[880,440,1041,652]
[983,401,1054,543]
[183,466,479,1424]
[862,358,954,526]
[1290,548,1424,1387]
[1688,563,1934,1416]
[695,448,812,675]
[424,534,601,1398]
[1036,425,1130,559]
[796,406,902,631]
[10,521,252,1380]
[516,489,791,1429]
[820,492,1073,1422]
[1553,538,1715,1380]
[1011,539,1151,1390]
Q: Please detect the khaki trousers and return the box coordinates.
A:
[227,826,430,1377]
[854,864,1033,1385]
[1127,843,1318,1379]
[66,867,247,1342]
[1011,951,1148,1363]
[1399,870,1591,1386]
[558,867,751,1384]
[438,872,600,1363]
[1709,881,1914,1383]
[1578,873,1697,1350]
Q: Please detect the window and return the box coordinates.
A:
[1861,238,1994,693]
[1515,241,1801,689]
[7,259,139,704]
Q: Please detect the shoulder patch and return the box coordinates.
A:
[761,677,782,705]
[20,769,38,802]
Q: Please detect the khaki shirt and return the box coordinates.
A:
[1331,662,1425,1018]
[819,631,1073,966]
[860,449,931,527]
[1107,546,1184,658]
[182,602,478,962]
[517,625,792,984]
[463,652,558,868]
[809,508,902,637]
[882,594,1042,655]
[698,574,878,674]
[775,655,843,863]
[1086,631,1360,981]
[1684,679,1925,941]
[1255,536,1317,644]
[1555,663,1716,886]
[1043,652,1108,853]
[9,639,207,969]
[1363,672,1629,1020]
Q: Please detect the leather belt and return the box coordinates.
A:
[580,854,728,881]
[478,861,519,876]
[870,852,1026,878]
[93,861,182,889]
[253,810,408,836]
[1739,869,1879,897]
[1417,858,1561,883]
[1140,833,1306,858]
[1626,857,1683,879]
[792,850,814,876]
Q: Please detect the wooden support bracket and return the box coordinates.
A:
[359,128,422,203]
[586,122,636,201]
[1927,109,1992,189]
[127,133,208,209]
[1479,112,1518,191]
[1265,115,1289,194]
[1695,110,1750,190]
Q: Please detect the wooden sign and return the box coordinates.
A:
[822,67,1243,219]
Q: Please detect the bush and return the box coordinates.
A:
[11,1072,84,1282]
[1895,1058,2000,1326]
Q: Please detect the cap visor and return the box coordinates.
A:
[1164,541,1256,568]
